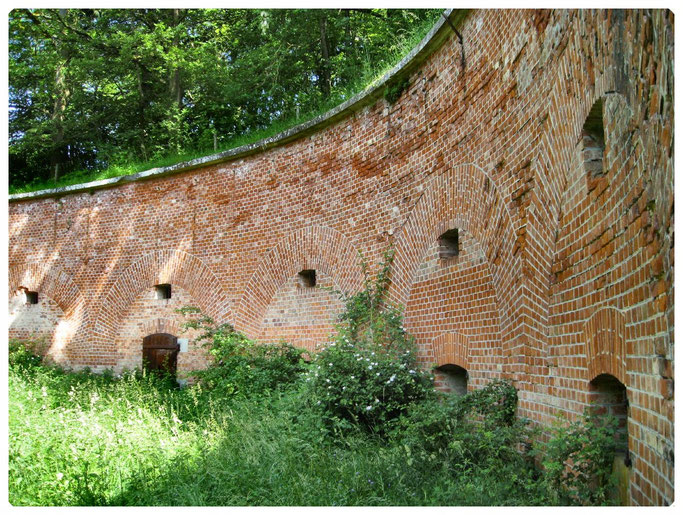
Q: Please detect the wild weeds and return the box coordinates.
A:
[9,252,622,506]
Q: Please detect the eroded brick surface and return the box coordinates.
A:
[8,10,674,505]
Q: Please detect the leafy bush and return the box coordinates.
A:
[393,380,530,465]
[308,249,434,434]
[10,339,624,506]
[9,340,44,371]
[539,410,622,505]
[178,307,305,396]
[451,379,519,427]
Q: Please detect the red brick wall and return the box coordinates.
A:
[9,289,64,357]
[8,10,673,505]
[113,285,206,378]
[258,270,344,353]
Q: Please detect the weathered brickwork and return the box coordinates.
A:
[7,10,673,505]
[258,271,344,353]
[113,286,206,378]
[9,290,64,356]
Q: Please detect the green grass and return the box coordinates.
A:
[10,13,441,195]
[9,346,553,506]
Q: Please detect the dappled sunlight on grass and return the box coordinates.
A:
[6,346,549,506]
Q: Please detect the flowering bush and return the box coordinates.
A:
[307,340,433,433]
[307,249,433,433]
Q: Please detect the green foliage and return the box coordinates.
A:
[9,342,622,506]
[9,259,623,506]
[538,410,622,505]
[393,380,523,457]
[451,379,519,426]
[9,340,44,371]
[307,339,434,434]
[177,306,305,397]
[308,249,433,434]
[384,76,410,104]
[9,8,442,191]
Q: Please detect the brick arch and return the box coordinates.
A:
[140,318,182,337]
[391,164,522,359]
[584,306,627,386]
[8,261,89,362]
[532,21,629,233]
[8,262,83,317]
[530,46,633,372]
[431,331,469,370]
[529,33,630,313]
[236,225,363,336]
[92,249,230,364]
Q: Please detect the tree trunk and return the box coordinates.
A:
[318,13,331,98]
[50,49,70,181]
[169,9,184,110]
[136,63,151,160]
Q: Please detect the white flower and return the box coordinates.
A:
[56,473,63,480]
[409,370,416,374]
[376,372,380,376]
[368,365,373,370]
[366,406,373,411]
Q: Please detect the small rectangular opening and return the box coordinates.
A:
[437,229,459,259]
[583,99,605,179]
[298,270,316,288]
[155,284,172,300]
[25,291,39,304]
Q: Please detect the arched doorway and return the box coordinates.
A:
[434,364,468,396]
[142,333,179,377]
[588,373,630,505]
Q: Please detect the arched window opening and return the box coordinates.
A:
[437,228,459,259]
[434,364,468,396]
[588,373,630,505]
[297,269,317,288]
[582,99,605,179]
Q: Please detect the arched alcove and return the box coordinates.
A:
[588,373,631,506]
[237,225,363,340]
[434,364,468,395]
[92,249,230,366]
[8,288,65,357]
[8,262,88,363]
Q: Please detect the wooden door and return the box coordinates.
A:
[142,333,179,377]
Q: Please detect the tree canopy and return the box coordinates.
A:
[9,8,441,191]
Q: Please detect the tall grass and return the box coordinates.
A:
[9,346,548,506]
[10,12,441,195]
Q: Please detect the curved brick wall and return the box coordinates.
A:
[8,10,673,505]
